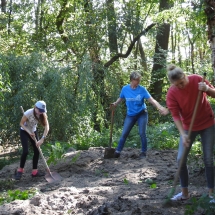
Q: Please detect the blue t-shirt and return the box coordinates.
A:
[120,84,151,116]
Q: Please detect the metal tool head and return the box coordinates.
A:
[45,172,62,183]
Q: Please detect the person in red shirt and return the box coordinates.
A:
[166,64,215,201]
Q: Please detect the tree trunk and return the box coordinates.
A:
[0,0,7,31]
[138,40,148,72]
[150,23,170,101]
[106,0,118,54]
[205,0,215,84]
[150,0,172,101]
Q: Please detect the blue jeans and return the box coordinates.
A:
[116,110,148,153]
[177,125,214,189]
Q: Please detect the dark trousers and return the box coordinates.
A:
[19,129,39,169]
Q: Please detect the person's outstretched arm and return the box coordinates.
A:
[147,97,169,115]
[112,98,124,107]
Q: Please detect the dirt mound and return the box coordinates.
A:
[0,147,208,215]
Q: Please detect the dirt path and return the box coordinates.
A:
[0,147,209,215]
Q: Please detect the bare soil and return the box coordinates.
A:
[0,147,210,215]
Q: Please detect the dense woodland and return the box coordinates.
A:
[1,0,215,151]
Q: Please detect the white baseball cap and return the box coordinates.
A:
[35,101,47,113]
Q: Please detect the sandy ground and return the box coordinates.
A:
[0,147,212,215]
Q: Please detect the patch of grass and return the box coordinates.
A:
[0,188,38,205]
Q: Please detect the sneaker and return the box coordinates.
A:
[14,170,23,180]
[139,152,146,159]
[171,192,190,201]
[209,196,215,204]
[32,171,45,177]
[114,152,120,158]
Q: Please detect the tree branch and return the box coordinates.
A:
[104,23,156,68]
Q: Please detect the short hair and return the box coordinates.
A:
[130,71,141,81]
[167,64,184,83]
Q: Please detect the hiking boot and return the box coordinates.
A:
[14,170,23,180]
[32,171,45,177]
[139,152,146,159]
[114,152,120,158]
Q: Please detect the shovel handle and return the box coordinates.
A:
[187,72,206,138]
[20,106,24,114]
[32,136,52,174]
[109,104,115,148]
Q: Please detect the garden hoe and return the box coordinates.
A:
[20,106,62,183]
[104,105,116,159]
[163,72,206,207]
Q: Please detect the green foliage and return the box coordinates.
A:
[0,180,14,192]
[42,142,71,166]
[0,188,37,205]
[71,151,81,163]
[150,183,157,189]
[123,178,129,185]
[190,141,202,155]
[144,178,157,188]
[122,122,179,150]
[147,122,179,150]
[185,195,215,215]
[70,114,116,150]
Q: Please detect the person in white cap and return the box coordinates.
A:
[14,101,49,180]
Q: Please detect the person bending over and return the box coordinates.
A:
[14,101,49,180]
[166,64,215,201]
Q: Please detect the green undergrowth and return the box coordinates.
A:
[0,121,207,172]
[185,194,215,215]
[0,179,38,206]
[0,188,38,205]
[0,121,201,171]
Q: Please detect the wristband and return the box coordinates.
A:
[42,135,46,139]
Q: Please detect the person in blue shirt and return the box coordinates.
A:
[112,71,169,158]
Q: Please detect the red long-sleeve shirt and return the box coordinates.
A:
[166,74,214,131]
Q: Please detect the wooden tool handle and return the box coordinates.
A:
[109,105,115,148]
[187,72,206,139]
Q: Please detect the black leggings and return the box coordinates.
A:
[19,129,39,169]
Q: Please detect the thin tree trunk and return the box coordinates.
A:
[138,40,148,72]
[0,0,7,31]
[205,0,215,84]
